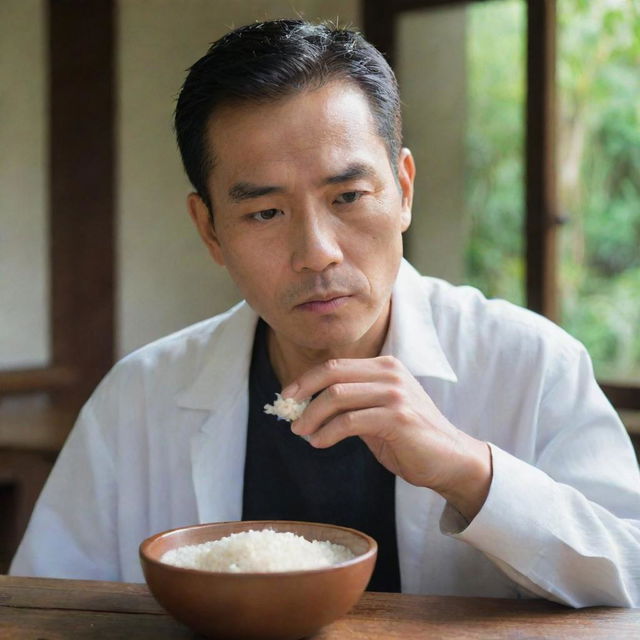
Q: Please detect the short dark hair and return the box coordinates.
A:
[174,19,402,213]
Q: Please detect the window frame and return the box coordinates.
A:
[362,0,639,412]
[0,0,116,420]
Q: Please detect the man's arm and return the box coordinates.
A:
[9,402,119,580]
[283,352,640,607]
[444,346,640,607]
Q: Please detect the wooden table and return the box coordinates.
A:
[1,575,638,639]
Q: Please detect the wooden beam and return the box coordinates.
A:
[48,0,115,404]
[362,0,398,67]
[601,384,640,412]
[362,0,492,68]
[0,366,77,397]
[525,0,558,319]
[383,0,490,10]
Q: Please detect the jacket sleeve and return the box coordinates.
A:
[9,399,120,580]
[441,346,640,607]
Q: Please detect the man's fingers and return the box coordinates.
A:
[282,355,403,402]
[307,406,391,448]
[292,381,386,436]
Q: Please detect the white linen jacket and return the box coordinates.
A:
[11,260,640,607]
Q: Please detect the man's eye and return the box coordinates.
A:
[334,191,363,205]
[251,209,282,222]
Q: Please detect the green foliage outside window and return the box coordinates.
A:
[465,0,525,308]
[465,0,640,383]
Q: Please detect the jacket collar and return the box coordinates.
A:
[176,258,456,411]
[175,301,259,411]
[383,259,458,383]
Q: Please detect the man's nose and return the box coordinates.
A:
[290,209,343,273]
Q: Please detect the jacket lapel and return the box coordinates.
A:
[386,260,459,592]
[176,301,259,524]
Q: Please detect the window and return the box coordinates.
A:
[364,0,640,423]
[557,0,640,388]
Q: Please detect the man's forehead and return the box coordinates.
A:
[211,79,375,125]
[206,83,381,162]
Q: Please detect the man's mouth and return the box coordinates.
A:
[295,293,352,313]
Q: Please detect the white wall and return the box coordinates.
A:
[396,6,468,284]
[117,0,360,357]
[0,0,49,369]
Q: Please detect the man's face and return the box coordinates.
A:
[190,81,414,355]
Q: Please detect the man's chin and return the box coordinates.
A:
[266,299,389,357]
[284,323,374,354]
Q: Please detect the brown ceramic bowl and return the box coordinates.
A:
[139,520,377,640]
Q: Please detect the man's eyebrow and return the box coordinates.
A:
[228,182,284,202]
[228,163,376,202]
[324,163,376,185]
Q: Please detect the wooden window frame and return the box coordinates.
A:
[0,0,115,430]
[0,0,115,572]
[362,0,639,413]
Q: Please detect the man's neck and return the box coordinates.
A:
[266,302,391,387]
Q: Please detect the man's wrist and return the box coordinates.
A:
[439,436,493,523]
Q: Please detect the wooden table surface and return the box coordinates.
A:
[1,575,639,639]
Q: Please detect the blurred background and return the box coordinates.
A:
[1,0,639,572]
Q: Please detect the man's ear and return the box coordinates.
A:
[187,193,225,266]
[397,148,415,232]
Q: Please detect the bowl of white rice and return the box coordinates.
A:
[139,520,377,640]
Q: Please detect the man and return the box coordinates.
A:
[11,20,640,605]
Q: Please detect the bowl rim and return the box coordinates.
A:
[139,519,378,578]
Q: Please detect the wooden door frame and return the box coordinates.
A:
[0,0,115,418]
[0,0,116,572]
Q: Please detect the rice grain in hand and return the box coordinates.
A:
[264,393,310,422]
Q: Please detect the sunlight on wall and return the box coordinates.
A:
[0,0,49,369]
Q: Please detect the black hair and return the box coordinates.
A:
[174,19,402,213]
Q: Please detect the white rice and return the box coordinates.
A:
[161,529,354,573]
[264,393,310,422]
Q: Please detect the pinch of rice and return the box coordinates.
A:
[264,393,310,421]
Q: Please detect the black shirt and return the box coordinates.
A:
[242,319,401,592]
